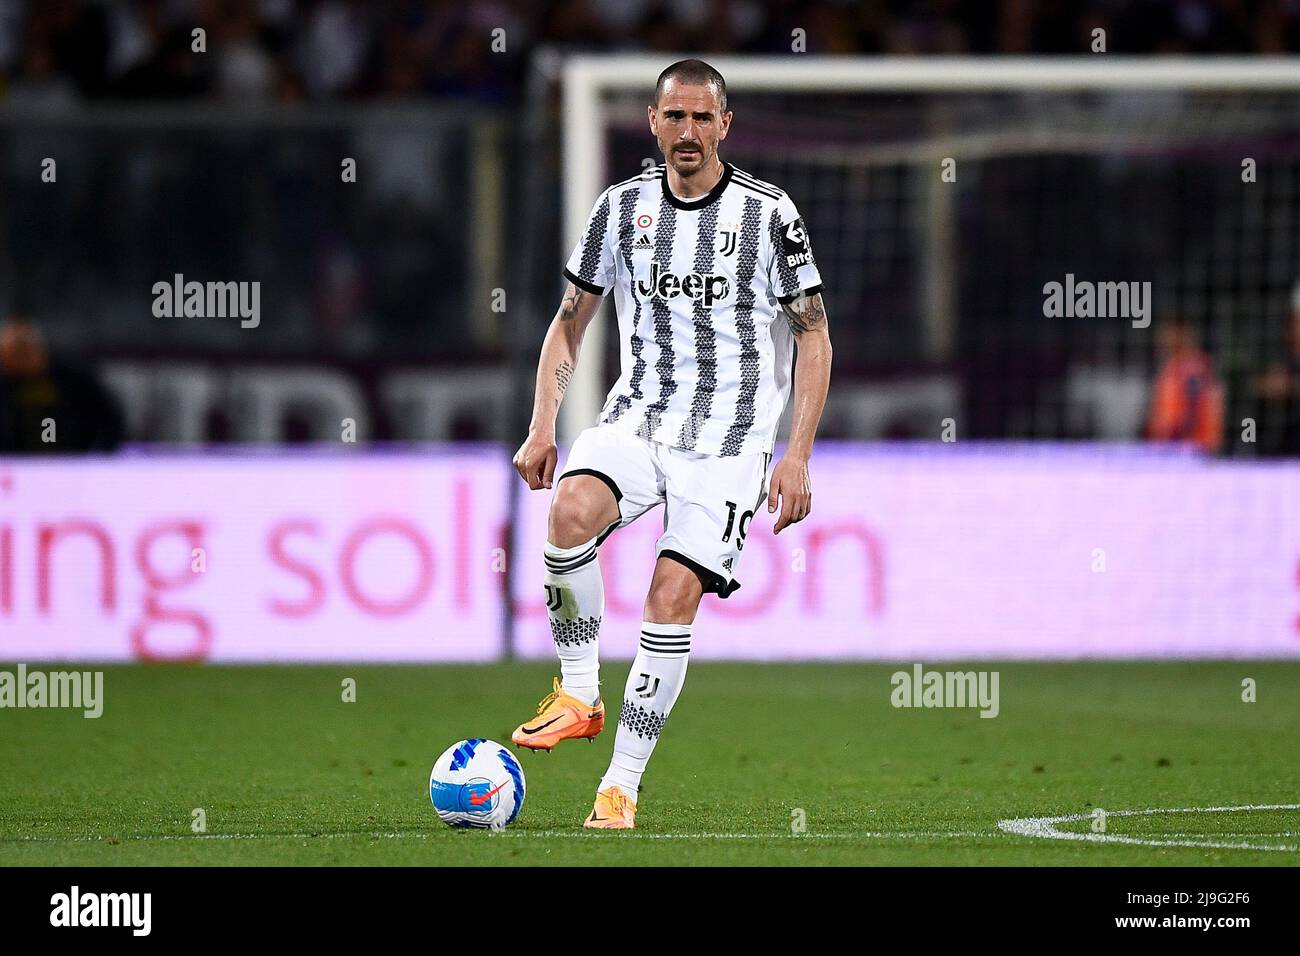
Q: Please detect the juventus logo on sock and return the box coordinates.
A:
[544,583,581,618]
[634,673,661,698]
[544,584,563,612]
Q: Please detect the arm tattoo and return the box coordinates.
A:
[783,293,827,336]
[555,360,574,394]
[559,284,588,321]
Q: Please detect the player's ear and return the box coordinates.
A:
[647,104,658,136]
[718,110,733,141]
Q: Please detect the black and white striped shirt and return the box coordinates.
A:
[563,162,824,458]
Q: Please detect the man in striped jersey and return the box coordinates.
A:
[510,59,833,829]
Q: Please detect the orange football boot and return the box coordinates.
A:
[511,677,605,751]
[583,785,637,829]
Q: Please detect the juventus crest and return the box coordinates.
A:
[716,224,739,257]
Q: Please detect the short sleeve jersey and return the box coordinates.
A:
[563,162,823,458]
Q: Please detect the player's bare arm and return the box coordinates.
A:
[512,282,603,490]
[768,292,832,534]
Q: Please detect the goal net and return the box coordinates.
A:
[560,56,1300,456]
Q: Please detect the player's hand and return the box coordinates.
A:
[767,455,812,535]
[513,432,558,490]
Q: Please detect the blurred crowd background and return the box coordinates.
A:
[5,0,1300,106]
[1,0,1299,455]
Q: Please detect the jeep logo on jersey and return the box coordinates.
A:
[783,218,814,268]
[635,261,731,306]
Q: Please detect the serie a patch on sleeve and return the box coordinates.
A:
[782,218,814,268]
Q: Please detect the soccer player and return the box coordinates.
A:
[510,59,832,829]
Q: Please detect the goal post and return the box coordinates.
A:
[559,55,1300,447]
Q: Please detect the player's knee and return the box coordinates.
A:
[644,569,703,624]
[547,481,607,549]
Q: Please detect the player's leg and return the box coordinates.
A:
[584,556,703,829]
[542,474,618,703]
[511,475,616,751]
[585,446,767,828]
[513,426,658,751]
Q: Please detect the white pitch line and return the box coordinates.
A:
[12,805,1297,849]
[998,803,1300,853]
[1145,832,1299,838]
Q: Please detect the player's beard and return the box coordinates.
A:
[667,142,713,178]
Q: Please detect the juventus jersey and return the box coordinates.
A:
[563,161,824,458]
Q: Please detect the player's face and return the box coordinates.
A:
[649,80,731,177]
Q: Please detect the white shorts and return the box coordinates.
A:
[558,424,771,597]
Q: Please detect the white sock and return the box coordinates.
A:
[599,622,691,799]
[543,536,604,706]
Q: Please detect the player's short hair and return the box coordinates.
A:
[654,59,727,113]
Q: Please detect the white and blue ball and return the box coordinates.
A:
[429,738,526,829]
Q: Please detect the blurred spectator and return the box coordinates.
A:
[42,0,112,97]
[0,314,123,453]
[213,1,279,101]
[1252,283,1300,456]
[1146,314,1224,454]
[295,0,372,98]
[5,23,78,110]
[116,19,213,99]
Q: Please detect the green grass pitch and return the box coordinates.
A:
[1,662,1296,866]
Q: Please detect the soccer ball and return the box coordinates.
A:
[429,738,526,829]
